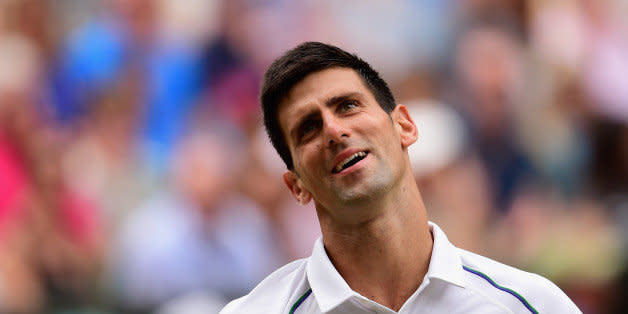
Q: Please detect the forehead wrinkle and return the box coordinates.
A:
[323,91,362,108]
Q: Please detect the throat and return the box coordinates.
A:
[334,249,428,312]
[321,211,433,312]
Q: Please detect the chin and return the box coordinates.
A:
[335,191,371,204]
[334,179,390,204]
[326,164,397,203]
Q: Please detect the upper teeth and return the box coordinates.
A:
[335,151,366,172]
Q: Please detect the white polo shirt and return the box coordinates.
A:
[221,222,581,313]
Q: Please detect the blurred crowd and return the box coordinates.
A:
[0,0,626,313]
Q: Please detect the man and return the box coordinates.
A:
[221,42,580,313]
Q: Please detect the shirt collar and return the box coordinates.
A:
[306,237,354,313]
[306,221,466,313]
[425,221,466,288]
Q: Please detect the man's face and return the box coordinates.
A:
[278,67,416,218]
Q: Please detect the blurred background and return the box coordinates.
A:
[0,0,626,313]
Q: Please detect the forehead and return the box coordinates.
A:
[277,68,371,128]
[286,67,368,103]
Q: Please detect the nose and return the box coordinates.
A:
[322,113,349,147]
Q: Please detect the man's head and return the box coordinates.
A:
[261,42,396,170]
[260,42,418,220]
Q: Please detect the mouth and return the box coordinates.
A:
[332,151,369,174]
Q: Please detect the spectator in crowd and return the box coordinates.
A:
[111,126,282,312]
[450,20,536,213]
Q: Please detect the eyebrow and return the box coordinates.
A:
[288,92,363,141]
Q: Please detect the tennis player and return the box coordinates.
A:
[221,42,581,314]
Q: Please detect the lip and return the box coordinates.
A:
[331,148,369,174]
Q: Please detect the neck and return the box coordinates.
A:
[317,172,433,312]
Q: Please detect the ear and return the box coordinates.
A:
[283,170,312,205]
[392,104,418,149]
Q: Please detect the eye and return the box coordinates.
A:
[339,100,358,113]
[302,120,317,134]
[297,119,321,142]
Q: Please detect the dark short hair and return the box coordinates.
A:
[261,42,396,170]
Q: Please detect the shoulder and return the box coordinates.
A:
[220,259,309,314]
[458,248,581,313]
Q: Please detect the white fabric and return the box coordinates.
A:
[221,222,581,313]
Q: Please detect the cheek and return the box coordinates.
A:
[298,145,327,182]
[366,116,397,144]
